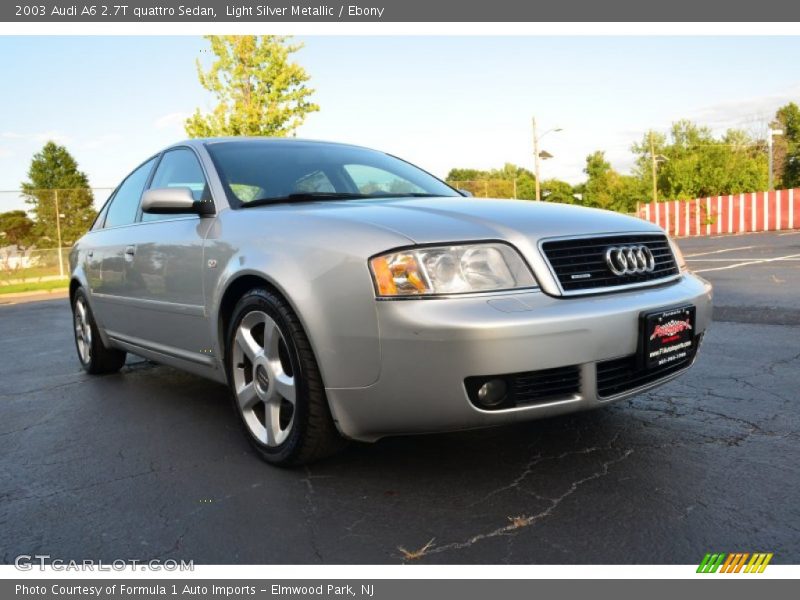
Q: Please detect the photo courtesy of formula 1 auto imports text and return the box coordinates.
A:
[0,1,799,598]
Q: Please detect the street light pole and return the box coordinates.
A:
[533,117,541,201]
[650,133,658,204]
[54,189,64,278]
[768,128,784,191]
[532,117,562,201]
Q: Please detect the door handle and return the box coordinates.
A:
[124,245,136,260]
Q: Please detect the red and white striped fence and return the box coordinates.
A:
[636,189,799,237]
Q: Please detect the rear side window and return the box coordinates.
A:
[104,158,156,228]
[91,195,112,231]
[143,149,209,222]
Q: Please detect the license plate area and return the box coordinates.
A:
[639,305,696,370]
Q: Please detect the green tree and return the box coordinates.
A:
[773,102,800,188]
[446,168,485,182]
[580,151,645,212]
[21,142,96,247]
[0,210,35,248]
[632,121,767,200]
[445,163,537,199]
[185,35,319,138]
[540,179,577,204]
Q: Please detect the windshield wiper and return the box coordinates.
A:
[239,191,452,208]
[240,192,373,207]
[380,193,444,197]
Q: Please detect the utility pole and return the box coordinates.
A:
[532,117,562,201]
[533,117,542,201]
[650,132,658,204]
[768,128,784,191]
[54,189,64,278]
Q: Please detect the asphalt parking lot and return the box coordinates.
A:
[1,230,799,565]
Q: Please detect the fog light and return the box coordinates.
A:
[477,379,507,407]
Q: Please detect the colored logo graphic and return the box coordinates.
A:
[697,552,773,573]
[650,318,692,341]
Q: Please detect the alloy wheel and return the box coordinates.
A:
[74,298,92,365]
[232,310,297,447]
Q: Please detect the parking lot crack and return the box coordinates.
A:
[4,464,162,505]
[730,376,795,404]
[0,420,53,437]
[302,467,324,563]
[403,447,634,561]
[0,378,86,399]
[765,350,800,376]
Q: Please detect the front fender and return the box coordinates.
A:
[205,211,406,389]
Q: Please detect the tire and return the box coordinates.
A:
[226,288,345,466]
[72,288,127,375]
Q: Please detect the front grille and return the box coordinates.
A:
[541,234,679,294]
[465,365,581,410]
[596,337,699,398]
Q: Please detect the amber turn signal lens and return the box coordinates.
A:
[370,256,397,296]
[370,253,431,296]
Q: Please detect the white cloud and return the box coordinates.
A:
[154,111,191,130]
[81,134,123,150]
[1,130,71,145]
[687,84,800,134]
[0,147,13,159]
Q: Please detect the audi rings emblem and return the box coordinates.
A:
[604,245,656,276]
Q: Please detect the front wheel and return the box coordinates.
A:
[226,288,345,466]
[72,288,127,374]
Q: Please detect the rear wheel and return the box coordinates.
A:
[227,288,345,466]
[72,288,127,374]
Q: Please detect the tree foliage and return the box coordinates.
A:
[185,35,319,138]
[540,178,578,204]
[773,102,800,188]
[0,210,35,248]
[631,121,767,200]
[20,142,95,247]
[446,163,538,199]
[577,151,646,212]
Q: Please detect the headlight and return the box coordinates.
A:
[667,237,688,271]
[369,243,537,297]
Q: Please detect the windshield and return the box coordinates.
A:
[204,140,460,207]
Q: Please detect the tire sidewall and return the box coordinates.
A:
[226,290,309,464]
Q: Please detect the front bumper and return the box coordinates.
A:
[326,274,713,442]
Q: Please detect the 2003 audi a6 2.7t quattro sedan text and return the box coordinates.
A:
[70,138,712,465]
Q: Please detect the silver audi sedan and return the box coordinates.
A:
[70,138,712,465]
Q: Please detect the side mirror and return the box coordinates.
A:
[141,187,215,216]
[458,189,474,197]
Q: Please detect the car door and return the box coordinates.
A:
[112,147,215,363]
[88,156,157,330]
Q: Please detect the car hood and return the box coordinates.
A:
[305,195,662,244]
[230,196,667,298]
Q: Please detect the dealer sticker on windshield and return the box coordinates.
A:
[641,305,695,370]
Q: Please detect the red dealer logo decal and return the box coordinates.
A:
[650,319,693,341]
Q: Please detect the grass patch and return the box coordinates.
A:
[0,278,69,295]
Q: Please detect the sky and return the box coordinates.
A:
[1,35,799,211]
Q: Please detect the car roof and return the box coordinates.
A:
[168,137,378,153]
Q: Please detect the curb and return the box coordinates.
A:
[0,288,69,305]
